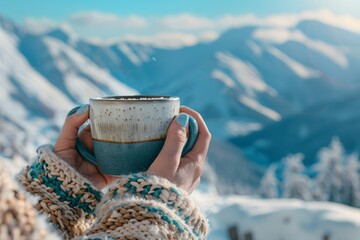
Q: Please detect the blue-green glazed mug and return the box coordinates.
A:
[69,96,198,176]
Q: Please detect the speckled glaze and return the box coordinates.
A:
[74,96,198,175]
[90,96,180,143]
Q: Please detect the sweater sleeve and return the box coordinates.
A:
[17,145,103,239]
[85,173,209,240]
[0,165,50,240]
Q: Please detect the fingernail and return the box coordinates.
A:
[76,104,89,115]
[176,113,189,128]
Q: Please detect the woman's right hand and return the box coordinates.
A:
[147,106,212,194]
[54,105,118,189]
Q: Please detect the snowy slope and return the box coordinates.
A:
[1,14,360,238]
[0,17,137,160]
[1,14,360,193]
[232,92,360,166]
[205,139,264,194]
[194,191,360,240]
[38,18,360,140]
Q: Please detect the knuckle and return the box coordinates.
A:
[64,115,73,124]
[205,130,212,142]
[64,115,77,128]
[171,128,187,144]
[192,111,201,119]
[193,163,203,178]
[184,107,200,119]
[184,151,197,160]
[180,106,188,111]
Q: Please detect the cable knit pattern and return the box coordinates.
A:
[12,145,209,239]
[17,145,102,239]
[92,173,209,239]
[0,165,52,240]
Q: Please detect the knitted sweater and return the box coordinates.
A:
[1,145,209,239]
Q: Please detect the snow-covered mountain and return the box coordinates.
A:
[232,91,360,167]
[73,21,360,139]
[1,14,360,193]
[0,16,138,159]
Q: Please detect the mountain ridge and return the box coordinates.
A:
[1,14,360,193]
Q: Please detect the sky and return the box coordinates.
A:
[0,0,360,48]
[1,0,360,20]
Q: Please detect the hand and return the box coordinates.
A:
[147,106,211,194]
[54,105,117,189]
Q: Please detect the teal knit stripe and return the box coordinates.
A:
[84,236,116,240]
[119,174,201,238]
[141,205,185,234]
[141,205,201,238]
[29,160,101,214]
[124,174,184,200]
[122,174,188,214]
[170,186,180,195]
[123,174,187,213]
[85,184,102,202]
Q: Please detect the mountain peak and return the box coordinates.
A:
[0,15,18,33]
[215,26,256,45]
[45,28,71,43]
[296,19,360,45]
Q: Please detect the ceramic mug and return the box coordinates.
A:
[68,96,198,176]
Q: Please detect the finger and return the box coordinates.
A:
[78,124,93,152]
[180,106,211,164]
[54,105,89,152]
[189,177,201,194]
[148,113,189,175]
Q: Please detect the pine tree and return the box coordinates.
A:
[315,137,346,203]
[258,136,360,207]
[259,164,279,198]
[282,153,312,200]
[343,153,360,207]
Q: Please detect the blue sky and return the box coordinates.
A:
[0,0,360,20]
[0,0,359,48]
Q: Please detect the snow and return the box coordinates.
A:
[253,28,348,68]
[239,95,281,121]
[0,26,138,160]
[211,69,236,88]
[254,28,296,44]
[259,164,278,198]
[44,37,138,99]
[305,39,349,68]
[117,42,153,66]
[1,15,360,240]
[267,47,320,79]
[282,154,312,200]
[259,138,360,209]
[215,51,276,96]
[118,42,142,66]
[132,44,154,62]
[0,155,27,176]
[246,40,263,56]
[0,28,73,129]
[226,121,262,136]
[193,190,360,240]
[63,73,106,103]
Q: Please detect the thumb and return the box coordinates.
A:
[148,113,189,175]
[54,105,90,152]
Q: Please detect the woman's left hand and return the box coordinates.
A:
[54,105,117,189]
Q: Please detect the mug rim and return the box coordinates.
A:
[90,95,180,102]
